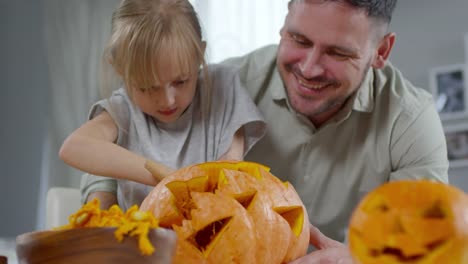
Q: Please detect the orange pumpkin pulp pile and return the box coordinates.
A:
[57,198,159,255]
[141,160,310,264]
[348,180,468,264]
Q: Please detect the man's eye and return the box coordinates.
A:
[329,52,350,61]
[332,52,347,57]
[291,34,308,46]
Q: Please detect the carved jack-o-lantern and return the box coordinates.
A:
[348,180,468,264]
[141,161,310,264]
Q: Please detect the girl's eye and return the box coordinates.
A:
[174,79,188,86]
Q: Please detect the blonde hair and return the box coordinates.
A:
[101,0,210,104]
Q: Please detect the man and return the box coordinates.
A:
[222,0,448,262]
[82,0,448,262]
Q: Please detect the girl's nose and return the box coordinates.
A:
[161,84,176,106]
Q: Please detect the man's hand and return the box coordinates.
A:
[289,224,355,264]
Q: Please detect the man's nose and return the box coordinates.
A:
[299,48,325,78]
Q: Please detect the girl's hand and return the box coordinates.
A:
[144,160,175,183]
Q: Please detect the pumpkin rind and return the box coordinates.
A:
[348,180,468,264]
[141,161,310,264]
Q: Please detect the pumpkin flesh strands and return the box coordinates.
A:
[57,198,160,256]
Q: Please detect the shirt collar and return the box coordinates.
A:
[352,67,374,113]
[271,67,287,101]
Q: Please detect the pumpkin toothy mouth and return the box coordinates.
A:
[188,216,232,253]
[185,191,257,256]
[368,239,447,262]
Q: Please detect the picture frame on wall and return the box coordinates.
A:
[445,123,468,168]
[465,33,468,65]
[429,64,468,120]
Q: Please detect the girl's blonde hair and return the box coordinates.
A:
[101,0,210,103]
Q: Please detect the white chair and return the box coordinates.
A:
[45,187,82,229]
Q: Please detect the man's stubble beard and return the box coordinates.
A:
[282,61,372,119]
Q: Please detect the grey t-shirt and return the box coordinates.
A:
[82,64,266,210]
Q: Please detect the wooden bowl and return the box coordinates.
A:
[16,227,176,264]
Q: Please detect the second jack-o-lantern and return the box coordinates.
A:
[348,180,468,264]
[141,161,310,264]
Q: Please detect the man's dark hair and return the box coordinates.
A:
[288,0,397,24]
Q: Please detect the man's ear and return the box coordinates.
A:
[372,32,396,69]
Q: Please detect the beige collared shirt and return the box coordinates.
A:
[224,45,449,242]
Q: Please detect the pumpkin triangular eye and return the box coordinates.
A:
[232,190,257,209]
[188,217,232,256]
[422,200,446,219]
[361,194,389,213]
[375,203,389,213]
[274,206,304,237]
[391,218,405,234]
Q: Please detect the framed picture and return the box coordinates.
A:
[445,123,468,168]
[429,64,468,120]
[465,33,468,64]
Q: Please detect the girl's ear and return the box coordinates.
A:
[105,53,123,77]
[372,32,396,69]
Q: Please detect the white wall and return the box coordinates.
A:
[389,0,468,191]
[193,0,289,63]
[1,0,49,237]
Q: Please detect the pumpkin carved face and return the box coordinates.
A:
[348,180,468,264]
[141,161,310,264]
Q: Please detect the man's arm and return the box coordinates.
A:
[389,101,449,183]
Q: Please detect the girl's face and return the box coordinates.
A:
[132,62,199,123]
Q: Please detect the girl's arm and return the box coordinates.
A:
[59,111,169,186]
[219,128,245,160]
[87,191,118,209]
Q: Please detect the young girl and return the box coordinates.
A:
[59,0,265,210]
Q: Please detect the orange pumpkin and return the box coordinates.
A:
[348,180,468,264]
[141,161,310,264]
